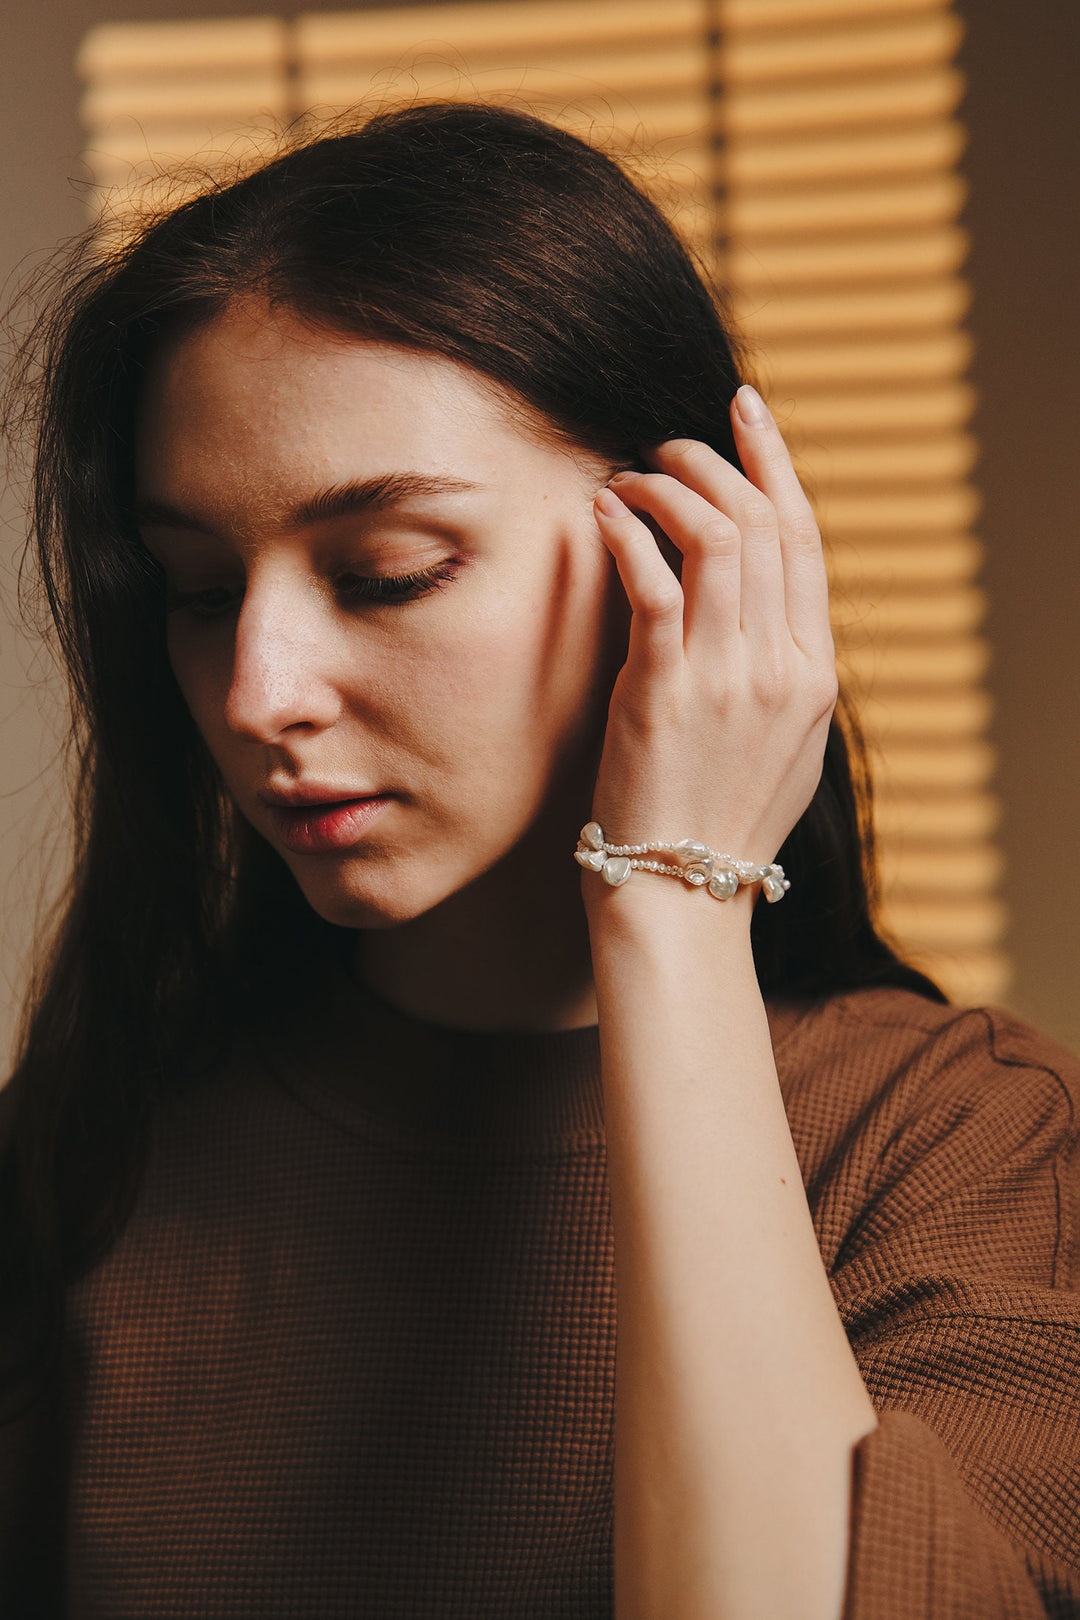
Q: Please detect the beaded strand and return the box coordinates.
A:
[573,822,790,903]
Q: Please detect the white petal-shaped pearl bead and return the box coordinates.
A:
[684,860,712,884]
[581,821,605,851]
[601,855,632,886]
[708,869,739,901]
[673,838,710,864]
[762,872,786,903]
[574,848,607,871]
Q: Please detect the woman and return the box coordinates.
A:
[2,100,1079,1619]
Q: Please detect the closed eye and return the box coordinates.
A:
[165,585,240,619]
[165,560,460,619]
[334,560,459,606]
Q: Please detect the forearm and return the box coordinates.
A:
[588,878,878,1620]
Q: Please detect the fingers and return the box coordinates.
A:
[592,487,684,681]
[642,388,831,657]
[603,471,741,664]
[640,426,787,648]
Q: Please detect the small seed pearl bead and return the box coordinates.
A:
[627,859,683,877]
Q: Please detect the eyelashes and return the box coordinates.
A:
[165,559,460,619]
[335,560,459,607]
[165,586,237,618]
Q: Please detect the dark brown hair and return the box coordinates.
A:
[1,100,943,1371]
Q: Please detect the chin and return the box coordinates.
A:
[291,864,455,931]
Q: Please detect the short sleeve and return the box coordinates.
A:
[782,995,1080,1617]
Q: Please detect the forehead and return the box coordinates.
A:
[134,300,558,517]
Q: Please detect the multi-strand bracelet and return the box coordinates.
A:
[573,821,790,903]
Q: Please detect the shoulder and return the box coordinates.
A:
[777,985,1079,1140]
[774,987,1080,1284]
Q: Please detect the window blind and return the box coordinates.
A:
[76,0,1004,1002]
[78,16,291,227]
[716,0,1004,1000]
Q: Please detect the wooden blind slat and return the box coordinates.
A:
[788,381,973,431]
[764,332,972,386]
[728,121,965,187]
[840,582,986,634]
[825,535,980,584]
[822,487,980,532]
[299,0,702,59]
[842,641,991,688]
[723,12,962,83]
[725,0,948,28]
[729,174,965,235]
[875,791,999,841]
[874,744,995,793]
[797,434,978,482]
[728,66,963,133]
[303,46,708,107]
[736,278,969,337]
[77,17,287,74]
[84,78,290,127]
[880,842,1003,893]
[732,227,968,286]
[880,895,1006,950]
[862,687,992,738]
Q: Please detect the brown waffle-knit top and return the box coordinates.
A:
[3,973,1080,1618]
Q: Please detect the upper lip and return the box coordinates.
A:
[258,785,389,809]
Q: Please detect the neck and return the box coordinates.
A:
[353,785,599,1036]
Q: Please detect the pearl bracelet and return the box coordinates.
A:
[573,821,790,903]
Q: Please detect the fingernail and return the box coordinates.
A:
[735,384,771,426]
[595,487,629,517]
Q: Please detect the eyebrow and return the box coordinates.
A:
[133,471,482,534]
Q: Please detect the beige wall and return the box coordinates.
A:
[1,0,1077,1072]
[959,2,1080,1054]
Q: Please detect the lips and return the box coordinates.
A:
[264,793,393,854]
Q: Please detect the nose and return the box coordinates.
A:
[223,570,342,742]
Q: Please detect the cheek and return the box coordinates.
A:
[414,554,609,766]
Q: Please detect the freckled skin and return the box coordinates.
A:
[135,301,630,965]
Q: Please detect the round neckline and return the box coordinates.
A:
[256,957,607,1156]
[253,954,816,1157]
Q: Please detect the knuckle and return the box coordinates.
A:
[697,514,740,555]
[812,666,840,717]
[701,666,738,711]
[653,437,704,467]
[738,495,777,536]
[751,654,792,710]
[786,509,822,548]
[642,585,684,626]
[647,471,687,502]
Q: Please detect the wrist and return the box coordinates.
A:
[582,866,757,948]
[574,818,784,945]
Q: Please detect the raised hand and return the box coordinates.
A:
[587,384,837,885]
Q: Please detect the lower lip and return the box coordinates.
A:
[267,795,393,854]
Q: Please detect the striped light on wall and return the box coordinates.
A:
[715,0,1005,999]
[76,0,1004,1003]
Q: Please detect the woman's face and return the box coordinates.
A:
[135,299,628,928]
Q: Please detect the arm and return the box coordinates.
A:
[590,880,877,1620]
[584,388,878,1620]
